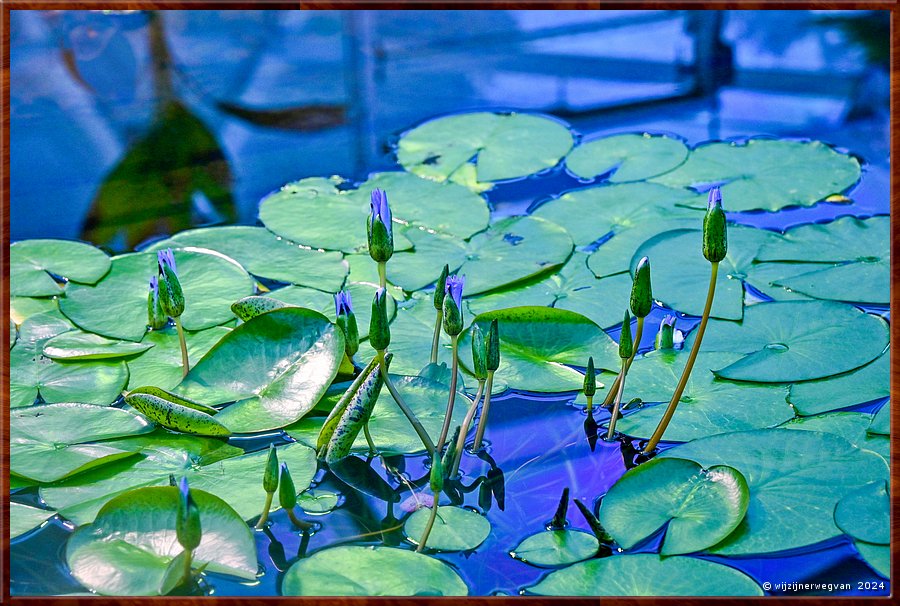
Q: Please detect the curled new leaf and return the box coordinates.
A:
[124,390,230,437]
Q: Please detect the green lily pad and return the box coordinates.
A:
[60,249,254,342]
[397,111,574,183]
[788,351,889,416]
[868,403,889,436]
[404,505,491,551]
[650,139,861,212]
[11,403,152,483]
[176,307,344,433]
[687,300,889,383]
[587,218,701,279]
[146,226,349,292]
[297,489,340,515]
[532,182,699,247]
[459,307,619,392]
[741,261,818,302]
[10,295,60,324]
[660,428,889,555]
[599,457,749,555]
[834,481,889,544]
[281,545,468,596]
[566,133,689,181]
[66,486,257,595]
[526,554,763,596]
[511,530,599,567]
[42,330,153,360]
[11,239,111,296]
[781,412,889,465]
[10,502,56,539]
[855,541,889,578]
[126,326,231,391]
[9,319,15,349]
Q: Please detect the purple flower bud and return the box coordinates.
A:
[708,186,722,210]
[369,188,392,238]
[157,248,178,278]
[179,476,190,501]
[149,276,159,294]
[334,290,353,317]
[445,274,465,310]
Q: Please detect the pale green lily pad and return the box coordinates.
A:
[9,319,16,349]
[868,403,889,436]
[527,554,763,596]
[42,330,153,360]
[587,218,701,278]
[11,403,152,483]
[61,249,254,342]
[10,296,59,324]
[788,351,889,416]
[397,111,574,183]
[297,489,340,514]
[176,307,344,433]
[742,261,818,301]
[687,301,889,383]
[566,133,689,181]
[855,541,889,578]
[10,502,56,539]
[126,326,230,391]
[532,182,699,247]
[11,239,111,296]
[404,505,491,551]
[660,428,889,555]
[511,530,599,567]
[282,545,468,596]
[599,457,749,555]
[781,412,889,465]
[650,139,861,212]
[146,226,349,292]
[834,481,889,544]
[66,486,257,595]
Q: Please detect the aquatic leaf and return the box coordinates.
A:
[599,458,749,555]
[281,545,468,596]
[61,249,254,341]
[566,133,688,181]
[42,330,153,360]
[125,390,230,437]
[660,428,889,555]
[126,326,230,390]
[855,541,889,578]
[404,505,491,551]
[397,111,574,183]
[10,296,59,325]
[741,260,817,301]
[10,502,56,539]
[146,225,348,292]
[650,139,861,212]
[587,219,700,279]
[66,486,256,595]
[834,481,888,545]
[11,403,152,483]
[9,319,16,349]
[788,351,889,416]
[297,489,340,515]
[868,402,889,436]
[781,412,889,465]
[511,529,599,567]
[11,239,111,296]
[527,554,763,596]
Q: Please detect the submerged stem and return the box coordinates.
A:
[430,309,443,364]
[605,359,628,441]
[450,380,485,477]
[471,371,494,451]
[378,350,435,456]
[415,498,441,553]
[254,491,275,530]
[175,316,189,378]
[601,317,644,408]
[435,335,460,453]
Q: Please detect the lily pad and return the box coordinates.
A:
[781,412,889,465]
[587,218,700,279]
[176,307,344,433]
[788,351,889,416]
[404,505,491,551]
[868,403,889,436]
[281,545,468,596]
[10,295,60,324]
[741,261,818,302]
[687,300,889,383]
[834,481,889,544]
[66,486,256,595]
[11,239,111,296]
[146,226,349,292]
[526,554,764,596]
[42,330,153,360]
[10,502,56,539]
[566,133,689,181]
[855,541,889,578]
[397,111,574,183]
[660,428,889,555]
[511,530,599,567]
[297,489,341,515]
[650,139,861,212]
[126,326,231,391]
[599,457,749,555]
[60,249,255,341]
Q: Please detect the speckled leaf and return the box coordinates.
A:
[404,506,491,551]
[788,352,889,416]
[11,239,111,296]
[566,133,688,181]
[512,530,599,567]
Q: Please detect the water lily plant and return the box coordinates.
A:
[430,264,450,364]
[255,444,279,530]
[450,323,488,477]
[156,248,189,377]
[279,462,313,531]
[436,274,465,452]
[147,276,168,330]
[415,450,444,552]
[367,188,394,288]
[334,290,359,360]
[175,477,202,587]
[655,315,677,350]
[472,319,500,451]
[606,311,633,441]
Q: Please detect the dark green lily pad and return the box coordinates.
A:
[42,330,153,360]
[788,351,889,416]
[599,457,749,555]
[10,502,56,539]
[281,545,468,596]
[834,481,888,545]
[566,133,689,181]
[687,301,889,383]
[10,296,60,324]
[397,111,574,184]
[126,326,231,391]
[61,249,254,342]
[11,239,111,296]
[661,428,889,555]
[650,139,861,212]
[868,403,889,436]
[855,541,889,578]
[511,529,599,567]
[66,486,257,595]
[781,412,889,465]
[404,505,491,551]
[527,554,763,596]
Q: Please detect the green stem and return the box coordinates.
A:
[254,491,275,529]
[377,262,386,290]
[450,380,485,477]
[182,547,193,586]
[430,309,443,364]
[606,359,628,441]
[287,507,314,531]
[601,317,643,408]
[378,350,435,456]
[644,262,719,453]
[415,497,440,553]
[175,315,189,378]
[435,335,459,453]
[585,395,593,414]
[363,423,376,454]
[471,371,494,451]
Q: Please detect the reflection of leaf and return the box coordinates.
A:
[215,101,346,131]
[83,101,235,250]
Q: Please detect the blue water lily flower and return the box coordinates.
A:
[334,290,359,357]
[367,188,394,263]
[442,274,465,336]
[334,290,353,317]
[147,276,168,329]
[156,248,185,318]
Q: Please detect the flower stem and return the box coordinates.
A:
[377,350,435,456]
[471,371,494,451]
[644,262,719,453]
[601,316,644,408]
[435,335,460,453]
[430,309,444,364]
[363,423,376,454]
[286,507,314,531]
[415,498,440,553]
[182,548,193,586]
[605,358,628,441]
[175,315,189,378]
[585,395,593,414]
[377,262,387,290]
[450,380,485,477]
[254,491,274,529]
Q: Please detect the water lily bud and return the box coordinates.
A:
[471,323,488,380]
[263,444,279,494]
[630,256,652,318]
[442,426,461,477]
[655,315,676,350]
[334,291,359,357]
[429,450,444,494]
[486,319,500,371]
[278,462,297,511]
[367,188,394,263]
[433,264,450,310]
[583,357,596,397]
[619,311,633,360]
[368,288,391,351]
[442,275,465,336]
[703,187,728,263]
[157,249,184,318]
[147,276,168,329]
[176,477,201,552]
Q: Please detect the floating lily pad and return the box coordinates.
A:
[11,239,111,296]
[61,249,254,342]
[297,489,340,515]
[397,111,574,183]
[741,261,818,301]
[781,412,889,465]
[10,502,56,539]
[587,218,700,278]
[526,554,763,596]
[868,403,889,436]
[126,326,230,391]
[66,486,257,595]
[599,457,749,555]
[855,541,889,578]
[788,351,889,416]
[687,301,889,383]
[10,296,59,324]
[566,133,689,181]
[282,545,468,596]
[650,139,861,212]
[42,330,153,360]
[834,481,889,545]
[146,226,349,292]
[661,428,889,555]
[511,529,599,567]
[404,505,491,551]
